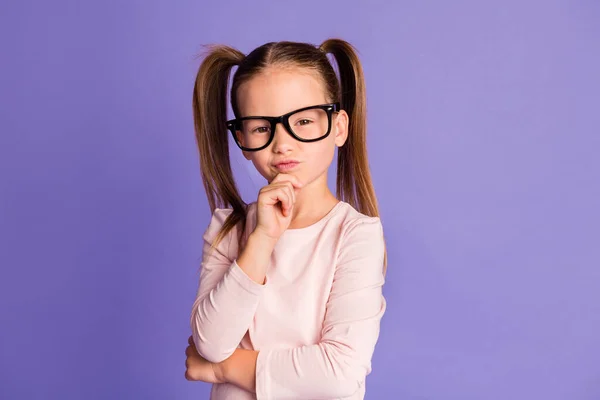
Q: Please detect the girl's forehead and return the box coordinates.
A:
[236,68,329,117]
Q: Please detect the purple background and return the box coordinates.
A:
[1,0,599,399]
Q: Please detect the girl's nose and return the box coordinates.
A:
[271,123,294,153]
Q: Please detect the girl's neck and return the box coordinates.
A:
[288,186,339,230]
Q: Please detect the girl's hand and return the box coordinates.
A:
[254,173,303,241]
[185,335,225,384]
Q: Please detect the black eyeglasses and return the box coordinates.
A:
[226,103,340,152]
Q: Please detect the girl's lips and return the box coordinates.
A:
[274,162,300,171]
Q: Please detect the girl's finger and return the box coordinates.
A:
[278,189,291,216]
[282,181,295,205]
[258,186,285,207]
[271,188,290,217]
[286,185,295,205]
[272,173,303,189]
[275,182,295,207]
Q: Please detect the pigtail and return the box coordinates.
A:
[320,39,387,273]
[192,45,248,250]
[319,39,377,216]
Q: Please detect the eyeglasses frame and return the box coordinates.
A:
[226,102,341,152]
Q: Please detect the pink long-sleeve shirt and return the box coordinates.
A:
[190,200,386,400]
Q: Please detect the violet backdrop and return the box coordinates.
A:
[1,0,599,399]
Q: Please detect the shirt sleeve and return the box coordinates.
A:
[189,208,267,363]
[255,217,387,400]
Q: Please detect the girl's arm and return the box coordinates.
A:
[219,218,387,399]
[218,348,259,392]
[190,209,276,364]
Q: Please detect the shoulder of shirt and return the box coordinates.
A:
[210,206,234,224]
[338,202,382,227]
[210,203,252,223]
[205,205,248,239]
[203,204,250,248]
[326,202,383,245]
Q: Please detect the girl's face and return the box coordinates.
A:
[235,67,348,188]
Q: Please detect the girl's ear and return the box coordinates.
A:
[334,110,349,147]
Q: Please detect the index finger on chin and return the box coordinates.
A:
[272,173,303,188]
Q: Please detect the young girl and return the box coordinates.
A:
[185,38,388,400]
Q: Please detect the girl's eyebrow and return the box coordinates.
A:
[241,103,330,119]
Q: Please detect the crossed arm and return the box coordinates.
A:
[188,211,386,399]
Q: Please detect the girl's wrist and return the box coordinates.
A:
[213,360,227,384]
[249,229,279,248]
[246,231,279,258]
[216,349,259,392]
[236,232,277,285]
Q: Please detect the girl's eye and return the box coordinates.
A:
[297,119,312,126]
[251,126,270,134]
